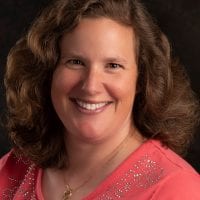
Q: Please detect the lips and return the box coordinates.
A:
[71,98,112,111]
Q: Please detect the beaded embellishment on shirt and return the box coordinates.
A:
[1,152,164,200]
[1,154,37,200]
[96,154,164,199]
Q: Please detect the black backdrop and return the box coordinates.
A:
[0,0,199,172]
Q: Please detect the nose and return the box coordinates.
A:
[81,67,102,95]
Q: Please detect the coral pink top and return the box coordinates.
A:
[0,140,200,199]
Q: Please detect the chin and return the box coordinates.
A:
[80,132,105,143]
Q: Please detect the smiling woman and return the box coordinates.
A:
[0,0,200,199]
[51,18,138,142]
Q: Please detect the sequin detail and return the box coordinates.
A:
[1,153,164,200]
[1,155,37,200]
[96,155,164,199]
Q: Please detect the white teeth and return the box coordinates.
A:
[76,100,108,110]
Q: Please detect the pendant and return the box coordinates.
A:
[62,184,73,200]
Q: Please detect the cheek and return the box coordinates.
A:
[51,69,81,96]
[109,73,137,103]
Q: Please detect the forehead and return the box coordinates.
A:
[68,17,135,37]
[60,17,137,52]
[59,18,138,64]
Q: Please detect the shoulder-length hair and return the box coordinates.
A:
[4,0,199,168]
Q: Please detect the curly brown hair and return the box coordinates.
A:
[4,0,199,168]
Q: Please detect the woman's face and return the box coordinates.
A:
[51,18,138,143]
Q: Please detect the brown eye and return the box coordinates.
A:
[65,59,85,69]
[68,59,83,65]
[107,63,122,69]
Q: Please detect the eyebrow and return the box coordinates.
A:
[104,57,128,64]
[60,52,128,64]
[60,52,85,60]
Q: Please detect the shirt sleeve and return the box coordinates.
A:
[0,150,32,199]
[151,171,200,200]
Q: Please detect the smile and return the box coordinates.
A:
[71,98,112,112]
[76,100,109,110]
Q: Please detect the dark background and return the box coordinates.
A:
[0,0,199,172]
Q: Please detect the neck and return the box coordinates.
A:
[42,126,144,200]
[64,126,143,175]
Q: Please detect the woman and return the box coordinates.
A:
[0,0,199,199]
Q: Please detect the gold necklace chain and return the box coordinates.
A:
[62,134,131,200]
